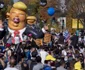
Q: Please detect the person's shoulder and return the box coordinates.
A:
[14,68,18,70]
[4,67,10,70]
[12,68,18,70]
[57,66,67,70]
[4,67,9,70]
[57,67,60,69]
[4,67,18,70]
[44,65,52,70]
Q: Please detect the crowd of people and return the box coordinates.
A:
[0,1,85,70]
[0,25,85,70]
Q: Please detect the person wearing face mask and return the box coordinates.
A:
[4,56,18,70]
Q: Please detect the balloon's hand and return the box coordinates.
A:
[44,25,49,31]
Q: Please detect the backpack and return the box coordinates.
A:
[40,65,52,70]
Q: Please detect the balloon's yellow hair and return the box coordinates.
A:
[13,2,27,11]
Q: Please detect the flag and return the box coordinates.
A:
[63,30,70,42]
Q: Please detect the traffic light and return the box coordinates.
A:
[0,1,4,10]
[40,0,47,6]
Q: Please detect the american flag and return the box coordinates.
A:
[63,30,70,42]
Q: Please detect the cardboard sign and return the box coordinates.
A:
[44,33,51,43]
[35,39,43,46]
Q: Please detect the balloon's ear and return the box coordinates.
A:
[6,12,10,19]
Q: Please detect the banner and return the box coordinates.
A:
[35,39,43,46]
[44,33,51,43]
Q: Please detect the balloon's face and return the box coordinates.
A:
[8,8,26,30]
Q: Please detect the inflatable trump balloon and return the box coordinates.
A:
[26,16,44,39]
[47,7,55,16]
[0,2,46,45]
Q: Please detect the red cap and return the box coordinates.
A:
[6,43,11,48]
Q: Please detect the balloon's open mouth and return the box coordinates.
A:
[13,18,20,23]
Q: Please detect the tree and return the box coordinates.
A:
[66,0,85,30]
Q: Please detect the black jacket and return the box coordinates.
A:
[0,24,44,44]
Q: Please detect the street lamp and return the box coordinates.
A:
[40,0,47,6]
